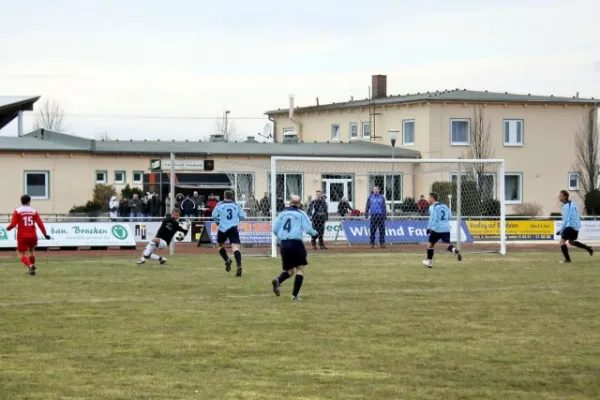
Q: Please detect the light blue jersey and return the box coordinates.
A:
[212,201,245,232]
[428,202,451,233]
[273,207,317,241]
[560,201,581,231]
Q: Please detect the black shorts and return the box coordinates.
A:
[280,240,308,271]
[429,231,451,244]
[216,227,241,245]
[561,227,579,241]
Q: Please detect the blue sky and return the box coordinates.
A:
[1,0,599,140]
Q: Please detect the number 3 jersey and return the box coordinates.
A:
[7,206,48,239]
[427,202,451,233]
[211,201,245,232]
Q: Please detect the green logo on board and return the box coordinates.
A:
[0,227,8,240]
[111,225,128,240]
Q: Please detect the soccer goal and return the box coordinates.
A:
[269,156,507,258]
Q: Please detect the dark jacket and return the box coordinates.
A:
[338,200,351,217]
[308,199,329,222]
[181,198,196,215]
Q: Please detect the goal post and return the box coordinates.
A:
[270,156,507,258]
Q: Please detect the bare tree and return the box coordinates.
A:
[95,131,111,141]
[33,98,65,132]
[574,109,599,194]
[214,117,241,141]
[464,105,494,198]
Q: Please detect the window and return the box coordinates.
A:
[403,120,415,146]
[232,173,254,202]
[451,172,496,199]
[268,173,303,201]
[114,171,126,184]
[96,170,107,184]
[331,124,340,141]
[368,174,402,202]
[503,119,524,146]
[283,127,296,136]
[505,173,523,204]
[349,123,358,139]
[133,171,144,184]
[362,122,371,139]
[24,171,49,199]
[568,172,580,191]
[450,119,470,145]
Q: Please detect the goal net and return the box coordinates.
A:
[267,156,507,257]
[187,156,506,257]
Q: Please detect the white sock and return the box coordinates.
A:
[143,242,156,258]
[149,254,161,261]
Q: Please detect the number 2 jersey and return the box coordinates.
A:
[427,202,451,233]
[6,206,48,239]
[155,214,188,245]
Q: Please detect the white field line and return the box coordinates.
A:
[1,283,597,308]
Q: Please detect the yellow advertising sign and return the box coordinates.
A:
[466,220,554,240]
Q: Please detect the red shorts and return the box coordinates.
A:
[17,237,38,252]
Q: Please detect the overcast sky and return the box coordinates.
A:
[1,0,599,140]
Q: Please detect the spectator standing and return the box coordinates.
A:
[181,195,196,218]
[417,195,429,216]
[129,194,142,220]
[245,194,260,218]
[119,197,131,221]
[307,190,329,249]
[109,196,118,222]
[337,197,351,218]
[259,192,271,217]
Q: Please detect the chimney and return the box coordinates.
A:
[289,95,295,118]
[209,134,226,142]
[371,74,387,99]
[576,92,580,98]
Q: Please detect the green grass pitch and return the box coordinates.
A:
[1,252,599,400]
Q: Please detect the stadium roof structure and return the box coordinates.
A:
[0,96,40,130]
[264,89,599,115]
[0,129,421,158]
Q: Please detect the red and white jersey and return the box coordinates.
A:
[6,206,47,239]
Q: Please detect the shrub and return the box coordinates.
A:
[121,184,144,200]
[512,202,543,217]
[69,201,102,216]
[584,190,600,216]
[400,197,417,213]
[93,184,117,211]
[481,199,501,216]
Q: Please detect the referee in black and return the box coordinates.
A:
[307,190,329,249]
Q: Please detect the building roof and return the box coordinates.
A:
[265,89,599,115]
[1,130,421,158]
[0,96,40,130]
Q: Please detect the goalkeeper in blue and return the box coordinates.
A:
[422,192,462,268]
[271,195,318,300]
[212,190,246,277]
[557,190,593,263]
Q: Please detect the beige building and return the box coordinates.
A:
[266,75,600,215]
[0,129,420,215]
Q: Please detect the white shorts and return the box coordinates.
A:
[155,239,168,249]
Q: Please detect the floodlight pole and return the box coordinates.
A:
[169,152,175,256]
[388,129,398,218]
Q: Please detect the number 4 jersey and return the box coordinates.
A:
[6,206,48,239]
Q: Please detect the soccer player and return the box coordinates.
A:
[271,195,318,300]
[212,190,246,277]
[422,192,462,268]
[136,208,189,265]
[5,195,51,275]
[365,185,387,248]
[557,190,593,263]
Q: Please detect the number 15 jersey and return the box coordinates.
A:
[7,206,48,239]
[428,202,451,233]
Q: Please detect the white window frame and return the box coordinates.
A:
[368,173,403,203]
[331,124,341,141]
[362,122,371,139]
[504,173,523,204]
[95,170,107,184]
[450,118,471,146]
[268,172,304,201]
[402,119,415,146]
[450,172,497,199]
[114,170,126,184]
[503,119,524,146]
[132,171,144,184]
[24,171,49,200]
[349,122,358,139]
[568,172,580,191]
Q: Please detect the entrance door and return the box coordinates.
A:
[324,178,352,213]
